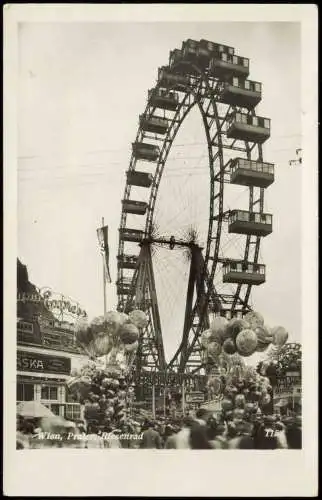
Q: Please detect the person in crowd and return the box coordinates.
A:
[85,423,104,449]
[103,426,122,449]
[285,417,302,449]
[206,416,225,449]
[189,420,213,449]
[233,421,255,449]
[140,420,162,449]
[164,424,178,449]
[16,416,31,449]
[170,416,195,449]
[253,415,282,449]
[195,408,210,426]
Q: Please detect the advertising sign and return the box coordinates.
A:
[17,350,71,375]
[185,391,205,403]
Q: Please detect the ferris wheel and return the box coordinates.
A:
[116,39,274,376]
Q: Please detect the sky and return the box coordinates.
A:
[18,21,302,365]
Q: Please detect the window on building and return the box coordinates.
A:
[233,55,238,65]
[17,382,34,402]
[243,58,249,67]
[264,118,270,129]
[252,116,259,127]
[244,80,250,90]
[221,52,228,62]
[65,404,81,421]
[232,77,239,87]
[41,385,58,401]
[255,82,261,92]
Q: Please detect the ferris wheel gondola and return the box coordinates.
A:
[116,38,274,377]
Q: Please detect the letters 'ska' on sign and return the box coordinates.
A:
[17,350,71,375]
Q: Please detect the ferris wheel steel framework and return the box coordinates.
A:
[117,41,269,377]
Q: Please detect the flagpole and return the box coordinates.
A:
[102,217,107,316]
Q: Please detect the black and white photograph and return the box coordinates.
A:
[4,4,318,497]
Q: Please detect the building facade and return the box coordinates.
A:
[17,259,88,420]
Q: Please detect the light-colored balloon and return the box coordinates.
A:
[124,340,139,352]
[244,311,264,329]
[200,329,212,349]
[120,323,139,344]
[271,326,289,346]
[236,329,258,356]
[129,309,149,329]
[210,316,228,342]
[207,341,222,358]
[226,318,250,341]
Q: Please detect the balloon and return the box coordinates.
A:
[102,311,123,334]
[119,323,139,344]
[119,312,130,325]
[208,330,224,345]
[207,341,222,358]
[124,340,139,352]
[221,398,233,411]
[271,326,289,346]
[244,311,264,329]
[261,393,271,405]
[129,309,148,329]
[222,338,237,355]
[233,408,245,419]
[76,325,94,346]
[236,329,258,356]
[200,329,212,349]
[255,325,273,346]
[210,316,228,342]
[92,335,112,357]
[226,318,250,341]
[207,376,222,395]
[235,394,246,408]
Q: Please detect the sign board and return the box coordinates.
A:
[17,350,71,375]
[134,371,206,390]
[185,391,205,403]
[17,288,87,319]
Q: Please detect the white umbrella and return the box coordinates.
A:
[16,401,55,418]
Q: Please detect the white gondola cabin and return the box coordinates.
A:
[117,254,139,270]
[228,210,273,237]
[230,158,275,188]
[158,66,190,91]
[139,115,168,135]
[226,112,270,144]
[210,53,249,79]
[148,88,179,111]
[132,142,160,162]
[126,170,153,188]
[119,228,144,243]
[223,261,266,285]
[220,77,262,109]
[122,200,147,215]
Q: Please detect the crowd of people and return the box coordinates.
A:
[17,408,302,450]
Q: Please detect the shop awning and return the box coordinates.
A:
[17,400,55,418]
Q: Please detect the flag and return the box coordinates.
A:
[97,225,112,283]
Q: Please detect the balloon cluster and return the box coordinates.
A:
[67,361,134,428]
[258,342,301,381]
[200,312,289,362]
[75,309,148,364]
[69,309,148,428]
[207,361,273,422]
